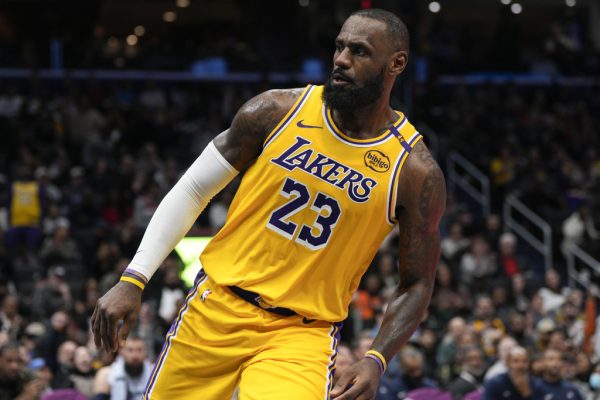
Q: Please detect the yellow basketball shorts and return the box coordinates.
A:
[143,270,342,399]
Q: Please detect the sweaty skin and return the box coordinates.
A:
[92,13,444,400]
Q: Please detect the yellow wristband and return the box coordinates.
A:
[120,276,145,290]
[365,350,387,373]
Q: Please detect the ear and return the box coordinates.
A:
[389,51,408,76]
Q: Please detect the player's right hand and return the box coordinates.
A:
[91,281,142,354]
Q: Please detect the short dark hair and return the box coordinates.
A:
[350,8,409,52]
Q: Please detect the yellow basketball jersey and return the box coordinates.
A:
[10,181,42,227]
[200,85,422,322]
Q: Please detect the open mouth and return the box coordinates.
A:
[332,72,353,85]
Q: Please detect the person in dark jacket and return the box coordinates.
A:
[538,349,583,400]
[484,346,543,400]
[447,345,486,399]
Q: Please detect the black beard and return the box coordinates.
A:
[125,362,144,378]
[322,67,385,113]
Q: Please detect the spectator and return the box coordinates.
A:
[556,295,586,348]
[436,317,466,383]
[5,172,44,252]
[537,269,566,314]
[156,258,186,329]
[459,236,496,290]
[377,346,437,400]
[497,233,527,279]
[39,222,81,269]
[510,274,530,314]
[42,203,69,237]
[587,362,600,400]
[108,336,153,400]
[484,336,517,382]
[506,312,535,352]
[561,203,599,257]
[563,352,590,398]
[534,318,557,353]
[0,342,45,400]
[0,294,23,341]
[28,358,53,398]
[69,346,95,398]
[446,345,486,400]
[538,348,583,399]
[50,340,76,389]
[441,222,470,262]
[484,346,542,400]
[471,296,506,340]
[31,267,72,319]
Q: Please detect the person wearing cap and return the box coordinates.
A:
[534,318,556,353]
[28,357,54,398]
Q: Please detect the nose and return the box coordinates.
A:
[334,47,351,70]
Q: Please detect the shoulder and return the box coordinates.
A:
[561,381,583,396]
[213,87,306,169]
[234,87,306,134]
[486,373,508,388]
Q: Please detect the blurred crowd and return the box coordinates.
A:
[0,78,599,400]
[416,81,600,262]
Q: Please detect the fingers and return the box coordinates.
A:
[119,314,135,349]
[333,382,368,400]
[97,310,107,352]
[91,305,102,349]
[107,313,120,353]
[330,373,353,398]
[101,311,115,353]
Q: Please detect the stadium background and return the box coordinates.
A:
[0,0,599,398]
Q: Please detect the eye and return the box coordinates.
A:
[335,42,344,52]
[351,46,367,56]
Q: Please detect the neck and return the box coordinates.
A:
[331,93,396,139]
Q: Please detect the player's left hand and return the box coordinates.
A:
[330,358,381,399]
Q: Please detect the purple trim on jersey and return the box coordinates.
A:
[263,85,314,149]
[389,124,413,153]
[324,322,343,399]
[143,270,207,399]
[325,110,405,146]
[386,133,423,225]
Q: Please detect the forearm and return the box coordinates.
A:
[370,213,441,363]
[127,142,238,281]
[371,279,434,361]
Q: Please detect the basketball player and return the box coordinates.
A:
[92,9,445,400]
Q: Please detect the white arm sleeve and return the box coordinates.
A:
[127,141,238,281]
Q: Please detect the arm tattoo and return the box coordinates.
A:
[371,141,446,361]
[213,88,304,170]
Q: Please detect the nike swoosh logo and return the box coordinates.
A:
[302,317,316,324]
[297,120,322,129]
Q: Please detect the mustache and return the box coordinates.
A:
[331,69,353,83]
